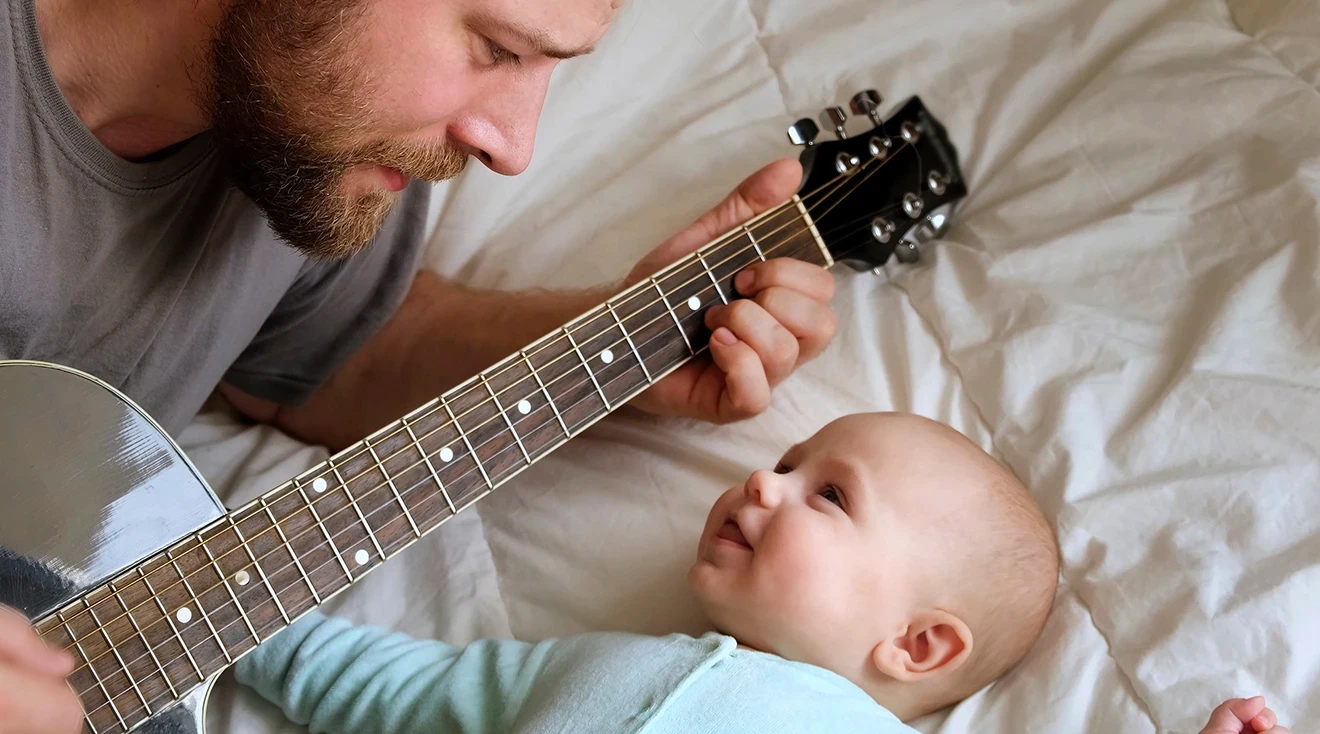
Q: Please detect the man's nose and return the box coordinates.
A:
[448,66,552,176]
[743,469,784,509]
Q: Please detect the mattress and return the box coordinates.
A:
[192,0,1320,731]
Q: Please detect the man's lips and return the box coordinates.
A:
[714,518,751,550]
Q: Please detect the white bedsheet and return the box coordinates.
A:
[192,0,1320,731]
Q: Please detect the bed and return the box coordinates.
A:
[193,0,1320,731]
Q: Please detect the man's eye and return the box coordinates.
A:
[820,486,843,508]
[484,39,521,65]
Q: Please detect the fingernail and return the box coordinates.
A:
[735,270,755,294]
[713,327,736,346]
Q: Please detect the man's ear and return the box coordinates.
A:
[871,610,972,682]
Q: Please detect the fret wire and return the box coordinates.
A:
[368,434,427,534]
[259,497,321,604]
[743,225,767,261]
[561,326,611,410]
[792,194,833,267]
[109,580,178,700]
[480,374,531,464]
[520,350,569,437]
[228,517,291,625]
[166,552,231,664]
[61,612,129,730]
[695,251,729,305]
[402,418,456,515]
[196,535,261,645]
[441,400,493,488]
[649,277,694,355]
[332,460,388,560]
[135,566,204,682]
[604,301,652,383]
[293,481,355,582]
[81,598,151,716]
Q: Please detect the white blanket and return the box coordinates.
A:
[194,0,1320,731]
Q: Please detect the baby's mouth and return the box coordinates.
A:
[715,518,752,550]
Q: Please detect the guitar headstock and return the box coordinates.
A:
[790,92,966,270]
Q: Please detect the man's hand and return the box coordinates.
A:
[0,605,85,734]
[1200,697,1290,734]
[625,158,837,424]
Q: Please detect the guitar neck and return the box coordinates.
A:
[36,198,831,734]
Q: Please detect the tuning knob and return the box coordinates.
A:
[819,106,848,139]
[850,89,884,126]
[787,118,820,147]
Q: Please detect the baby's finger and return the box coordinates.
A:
[1251,708,1277,732]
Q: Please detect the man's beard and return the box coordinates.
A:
[205,0,467,260]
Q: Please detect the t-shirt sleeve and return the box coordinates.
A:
[221,184,431,406]
[234,611,555,734]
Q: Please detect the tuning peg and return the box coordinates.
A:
[787,118,820,147]
[850,90,884,126]
[819,106,848,139]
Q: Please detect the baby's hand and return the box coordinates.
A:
[1199,697,1289,734]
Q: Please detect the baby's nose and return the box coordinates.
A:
[743,469,783,507]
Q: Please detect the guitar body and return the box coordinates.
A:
[0,360,222,734]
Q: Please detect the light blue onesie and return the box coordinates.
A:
[234,611,917,734]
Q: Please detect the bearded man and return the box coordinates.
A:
[0,0,838,729]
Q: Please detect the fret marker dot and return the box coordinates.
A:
[440,447,454,462]
[176,607,192,624]
[354,549,369,566]
[600,349,614,364]
[311,477,328,493]
[687,296,701,311]
[517,399,531,415]
[234,570,251,586]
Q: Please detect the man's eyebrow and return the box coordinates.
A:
[473,13,596,60]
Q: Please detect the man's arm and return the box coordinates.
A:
[222,271,610,449]
[222,158,836,450]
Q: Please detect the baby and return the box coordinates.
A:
[229,413,1287,733]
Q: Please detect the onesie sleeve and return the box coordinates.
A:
[233,612,553,734]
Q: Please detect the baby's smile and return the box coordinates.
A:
[714,516,752,550]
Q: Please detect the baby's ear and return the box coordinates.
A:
[871,610,972,682]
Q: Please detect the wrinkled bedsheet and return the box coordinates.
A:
[193,1,1320,731]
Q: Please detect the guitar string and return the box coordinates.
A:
[61,149,907,704]
[77,195,913,726]
[62,149,910,704]
[46,146,895,650]
[79,211,904,725]
[73,234,826,724]
[64,155,907,711]
[62,150,907,702]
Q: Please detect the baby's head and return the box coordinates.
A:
[687,412,1059,719]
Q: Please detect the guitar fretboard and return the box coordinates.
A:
[37,199,831,734]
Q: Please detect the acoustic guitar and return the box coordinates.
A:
[0,92,966,734]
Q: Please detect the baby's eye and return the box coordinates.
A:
[819,486,844,508]
[773,463,792,474]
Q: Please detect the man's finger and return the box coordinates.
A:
[734,258,835,303]
[704,301,799,388]
[0,660,86,734]
[708,327,771,421]
[1252,708,1278,731]
[0,605,73,676]
[655,159,803,262]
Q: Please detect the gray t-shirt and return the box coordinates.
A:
[1,0,429,435]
